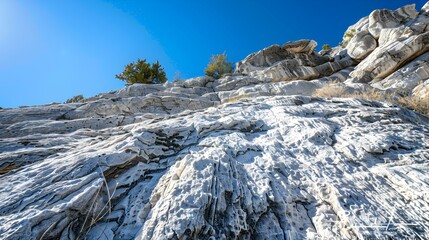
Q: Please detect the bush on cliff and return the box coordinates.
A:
[204,52,233,79]
[116,59,167,84]
[322,44,332,51]
[65,95,84,103]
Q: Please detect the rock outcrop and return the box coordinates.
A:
[235,40,356,83]
[345,30,377,60]
[1,2,429,240]
[1,95,428,240]
[345,4,429,86]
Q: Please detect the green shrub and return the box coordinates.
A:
[115,59,167,84]
[65,95,84,103]
[322,44,332,51]
[341,28,356,47]
[204,52,233,79]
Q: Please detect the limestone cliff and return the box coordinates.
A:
[1,3,429,240]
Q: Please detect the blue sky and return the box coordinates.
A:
[0,0,426,108]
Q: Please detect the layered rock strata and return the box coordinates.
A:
[1,2,429,240]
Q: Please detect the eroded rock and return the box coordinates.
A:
[346,30,377,60]
[1,95,428,240]
[235,40,355,82]
[348,31,429,83]
[1,2,429,240]
[368,4,418,39]
[371,51,429,95]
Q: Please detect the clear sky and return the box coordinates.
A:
[0,0,426,108]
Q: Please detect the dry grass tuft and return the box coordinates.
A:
[313,84,429,116]
[224,94,249,104]
[313,84,348,98]
[398,96,429,116]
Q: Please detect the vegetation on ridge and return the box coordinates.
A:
[116,59,167,84]
[65,95,84,103]
[322,44,332,51]
[204,52,233,79]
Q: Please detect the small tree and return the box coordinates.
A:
[322,44,332,51]
[65,95,84,103]
[116,59,167,84]
[204,52,233,79]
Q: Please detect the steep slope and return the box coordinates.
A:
[1,3,429,240]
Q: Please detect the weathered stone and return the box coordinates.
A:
[413,79,429,98]
[368,4,418,39]
[1,95,428,240]
[371,51,429,95]
[282,39,317,54]
[342,17,369,47]
[348,31,429,83]
[378,26,415,46]
[234,43,329,77]
[116,83,166,97]
[235,41,356,82]
[1,3,429,240]
[346,30,377,60]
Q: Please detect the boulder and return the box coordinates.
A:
[235,42,329,76]
[368,4,418,39]
[235,40,355,82]
[1,3,429,240]
[282,39,317,54]
[378,26,415,46]
[371,51,429,95]
[346,30,377,59]
[413,79,429,98]
[341,16,369,47]
[347,31,429,83]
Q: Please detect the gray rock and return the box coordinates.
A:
[341,16,369,47]
[235,41,330,78]
[413,79,429,98]
[1,2,429,240]
[346,30,377,60]
[378,26,415,46]
[282,39,317,54]
[235,40,355,82]
[371,51,429,95]
[368,4,418,39]
[1,94,429,240]
[348,31,429,83]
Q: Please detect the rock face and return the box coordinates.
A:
[234,40,356,83]
[1,2,429,240]
[1,95,429,240]
[345,4,429,86]
[367,4,418,39]
[371,51,429,95]
[345,30,377,60]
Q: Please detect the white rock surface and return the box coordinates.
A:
[413,80,429,98]
[235,40,356,83]
[1,94,428,240]
[348,31,429,83]
[368,4,418,39]
[371,51,429,95]
[346,30,377,60]
[344,3,429,87]
[1,2,429,240]
[378,26,415,46]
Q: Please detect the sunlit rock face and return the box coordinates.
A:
[1,2,429,240]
